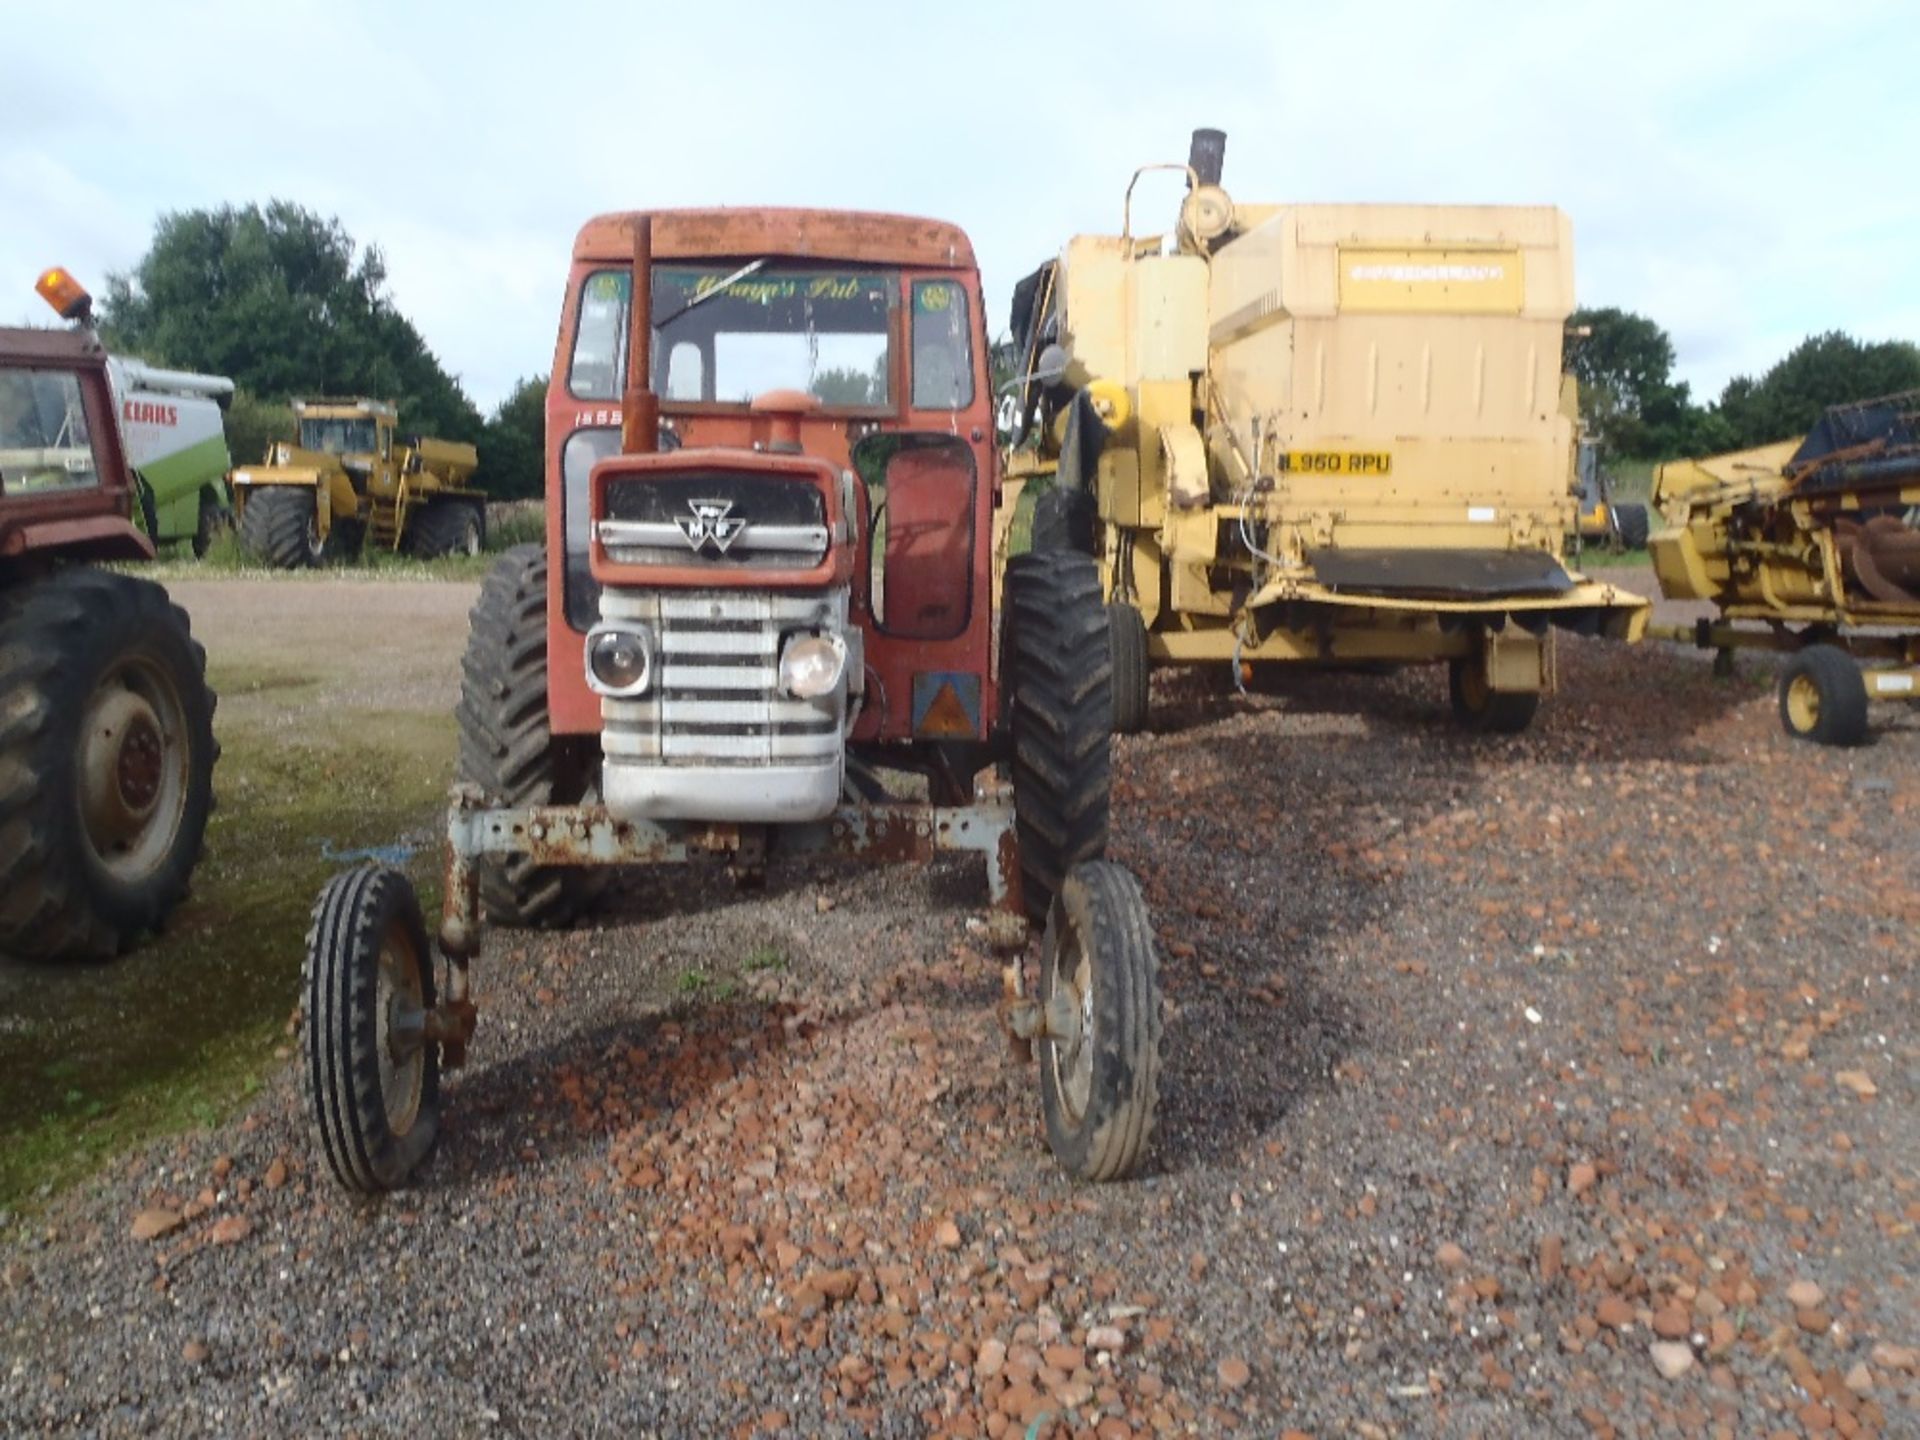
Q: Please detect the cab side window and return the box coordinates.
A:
[911,281,973,411]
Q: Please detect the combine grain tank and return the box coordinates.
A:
[1008,129,1648,734]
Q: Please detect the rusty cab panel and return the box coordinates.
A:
[0,326,150,567]
[543,209,997,752]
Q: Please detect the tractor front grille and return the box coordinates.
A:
[598,588,846,767]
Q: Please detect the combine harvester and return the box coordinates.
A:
[1006,128,1648,734]
[230,397,482,566]
[1649,392,1920,745]
[110,357,235,555]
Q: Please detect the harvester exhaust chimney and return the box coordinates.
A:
[621,216,658,455]
[1188,128,1227,188]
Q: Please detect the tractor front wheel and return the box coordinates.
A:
[1004,552,1111,921]
[1037,861,1162,1182]
[238,487,323,568]
[303,864,441,1193]
[1448,656,1540,734]
[1778,644,1868,746]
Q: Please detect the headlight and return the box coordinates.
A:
[585,624,653,697]
[778,633,847,698]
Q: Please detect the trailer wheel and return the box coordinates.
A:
[1030,487,1098,555]
[455,545,607,927]
[1108,602,1150,734]
[1038,861,1162,1182]
[411,502,484,559]
[1778,644,1868,746]
[303,864,440,1192]
[1448,657,1540,734]
[0,570,216,961]
[1612,502,1650,552]
[1004,552,1111,920]
[239,487,322,568]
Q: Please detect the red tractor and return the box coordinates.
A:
[302,210,1164,1190]
[0,270,217,961]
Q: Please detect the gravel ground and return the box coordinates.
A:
[3,569,1916,1439]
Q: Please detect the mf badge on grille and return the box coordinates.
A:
[676,498,746,555]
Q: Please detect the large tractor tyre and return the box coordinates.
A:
[455,545,607,927]
[191,490,231,560]
[303,864,440,1192]
[1613,502,1651,552]
[1778,644,1868,747]
[1108,602,1150,735]
[1037,861,1163,1182]
[1448,656,1541,735]
[239,486,323,569]
[410,502,485,560]
[1004,552,1111,921]
[1030,487,1098,555]
[0,570,217,961]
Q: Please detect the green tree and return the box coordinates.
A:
[478,375,546,500]
[1565,307,1711,460]
[101,201,481,445]
[223,389,296,467]
[1713,332,1920,447]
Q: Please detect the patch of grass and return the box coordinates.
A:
[743,944,787,973]
[675,968,711,995]
[0,700,453,1211]
[137,503,541,585]
[487,501,546,551]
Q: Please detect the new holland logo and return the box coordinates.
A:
[675,498,746,554]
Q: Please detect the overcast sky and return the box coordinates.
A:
[6,0,1914,414]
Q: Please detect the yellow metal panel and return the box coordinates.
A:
[1128,255,1209,380]
[1338,248,1525,314]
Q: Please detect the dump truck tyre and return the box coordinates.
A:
[1448,657,1540,735]
[455,545,607,927]
[1031,488,1098,555]
[239,487,322,568]
[411,502,484,559]
[1005,552,1111,920]
[303,864,440,1192]
[0,570,216,961]
[1108,603,1150,734]
[1778,644,1868,746]
[1038,861,1162,1182]
[1614,502,1650,551]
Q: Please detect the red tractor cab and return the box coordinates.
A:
[302,212,1163,1193]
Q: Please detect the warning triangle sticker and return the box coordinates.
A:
[916,681,975,737]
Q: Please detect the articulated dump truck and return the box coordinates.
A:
[231,397,482,567]
[1008,129,1648,734]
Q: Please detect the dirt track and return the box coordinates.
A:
[3,566,1916,1439]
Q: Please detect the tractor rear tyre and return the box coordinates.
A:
[1108,602,1149,734]
[1031,487,1098,555]
[303,864,440,1192]
[455,545,607,927]
[1778,644,1868,746]
[1004,552,1110,921]
[1613,502,1650,551]
[239,486,323,568]
[1037,860,1162,1182]
[410,502,484,560]
[0,569,216,960]
[1448,656,1540,734]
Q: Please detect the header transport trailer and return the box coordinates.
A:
[1007,129,1648,734]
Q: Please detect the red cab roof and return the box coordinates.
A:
[571,208,976,271]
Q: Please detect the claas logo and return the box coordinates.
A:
[35,267,93,323]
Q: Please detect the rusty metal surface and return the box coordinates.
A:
[572,209,977,270]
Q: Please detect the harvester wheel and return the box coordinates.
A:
[1004,552,1110,920]
[1031,487,1098,555]
[192,491,231,559]
[1108,602,1150,734]
[411,502,485,560]
[1613,502,1650,551]
[1778,644,1868,747]
[1448,657,1540,735]
[1037,860,1162,1182]
[0,569,216,960]
[239,486,323,568]
[303,864,440,1192]
[456,545,607,927]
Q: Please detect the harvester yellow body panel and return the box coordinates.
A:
[1011,150,1646,728]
